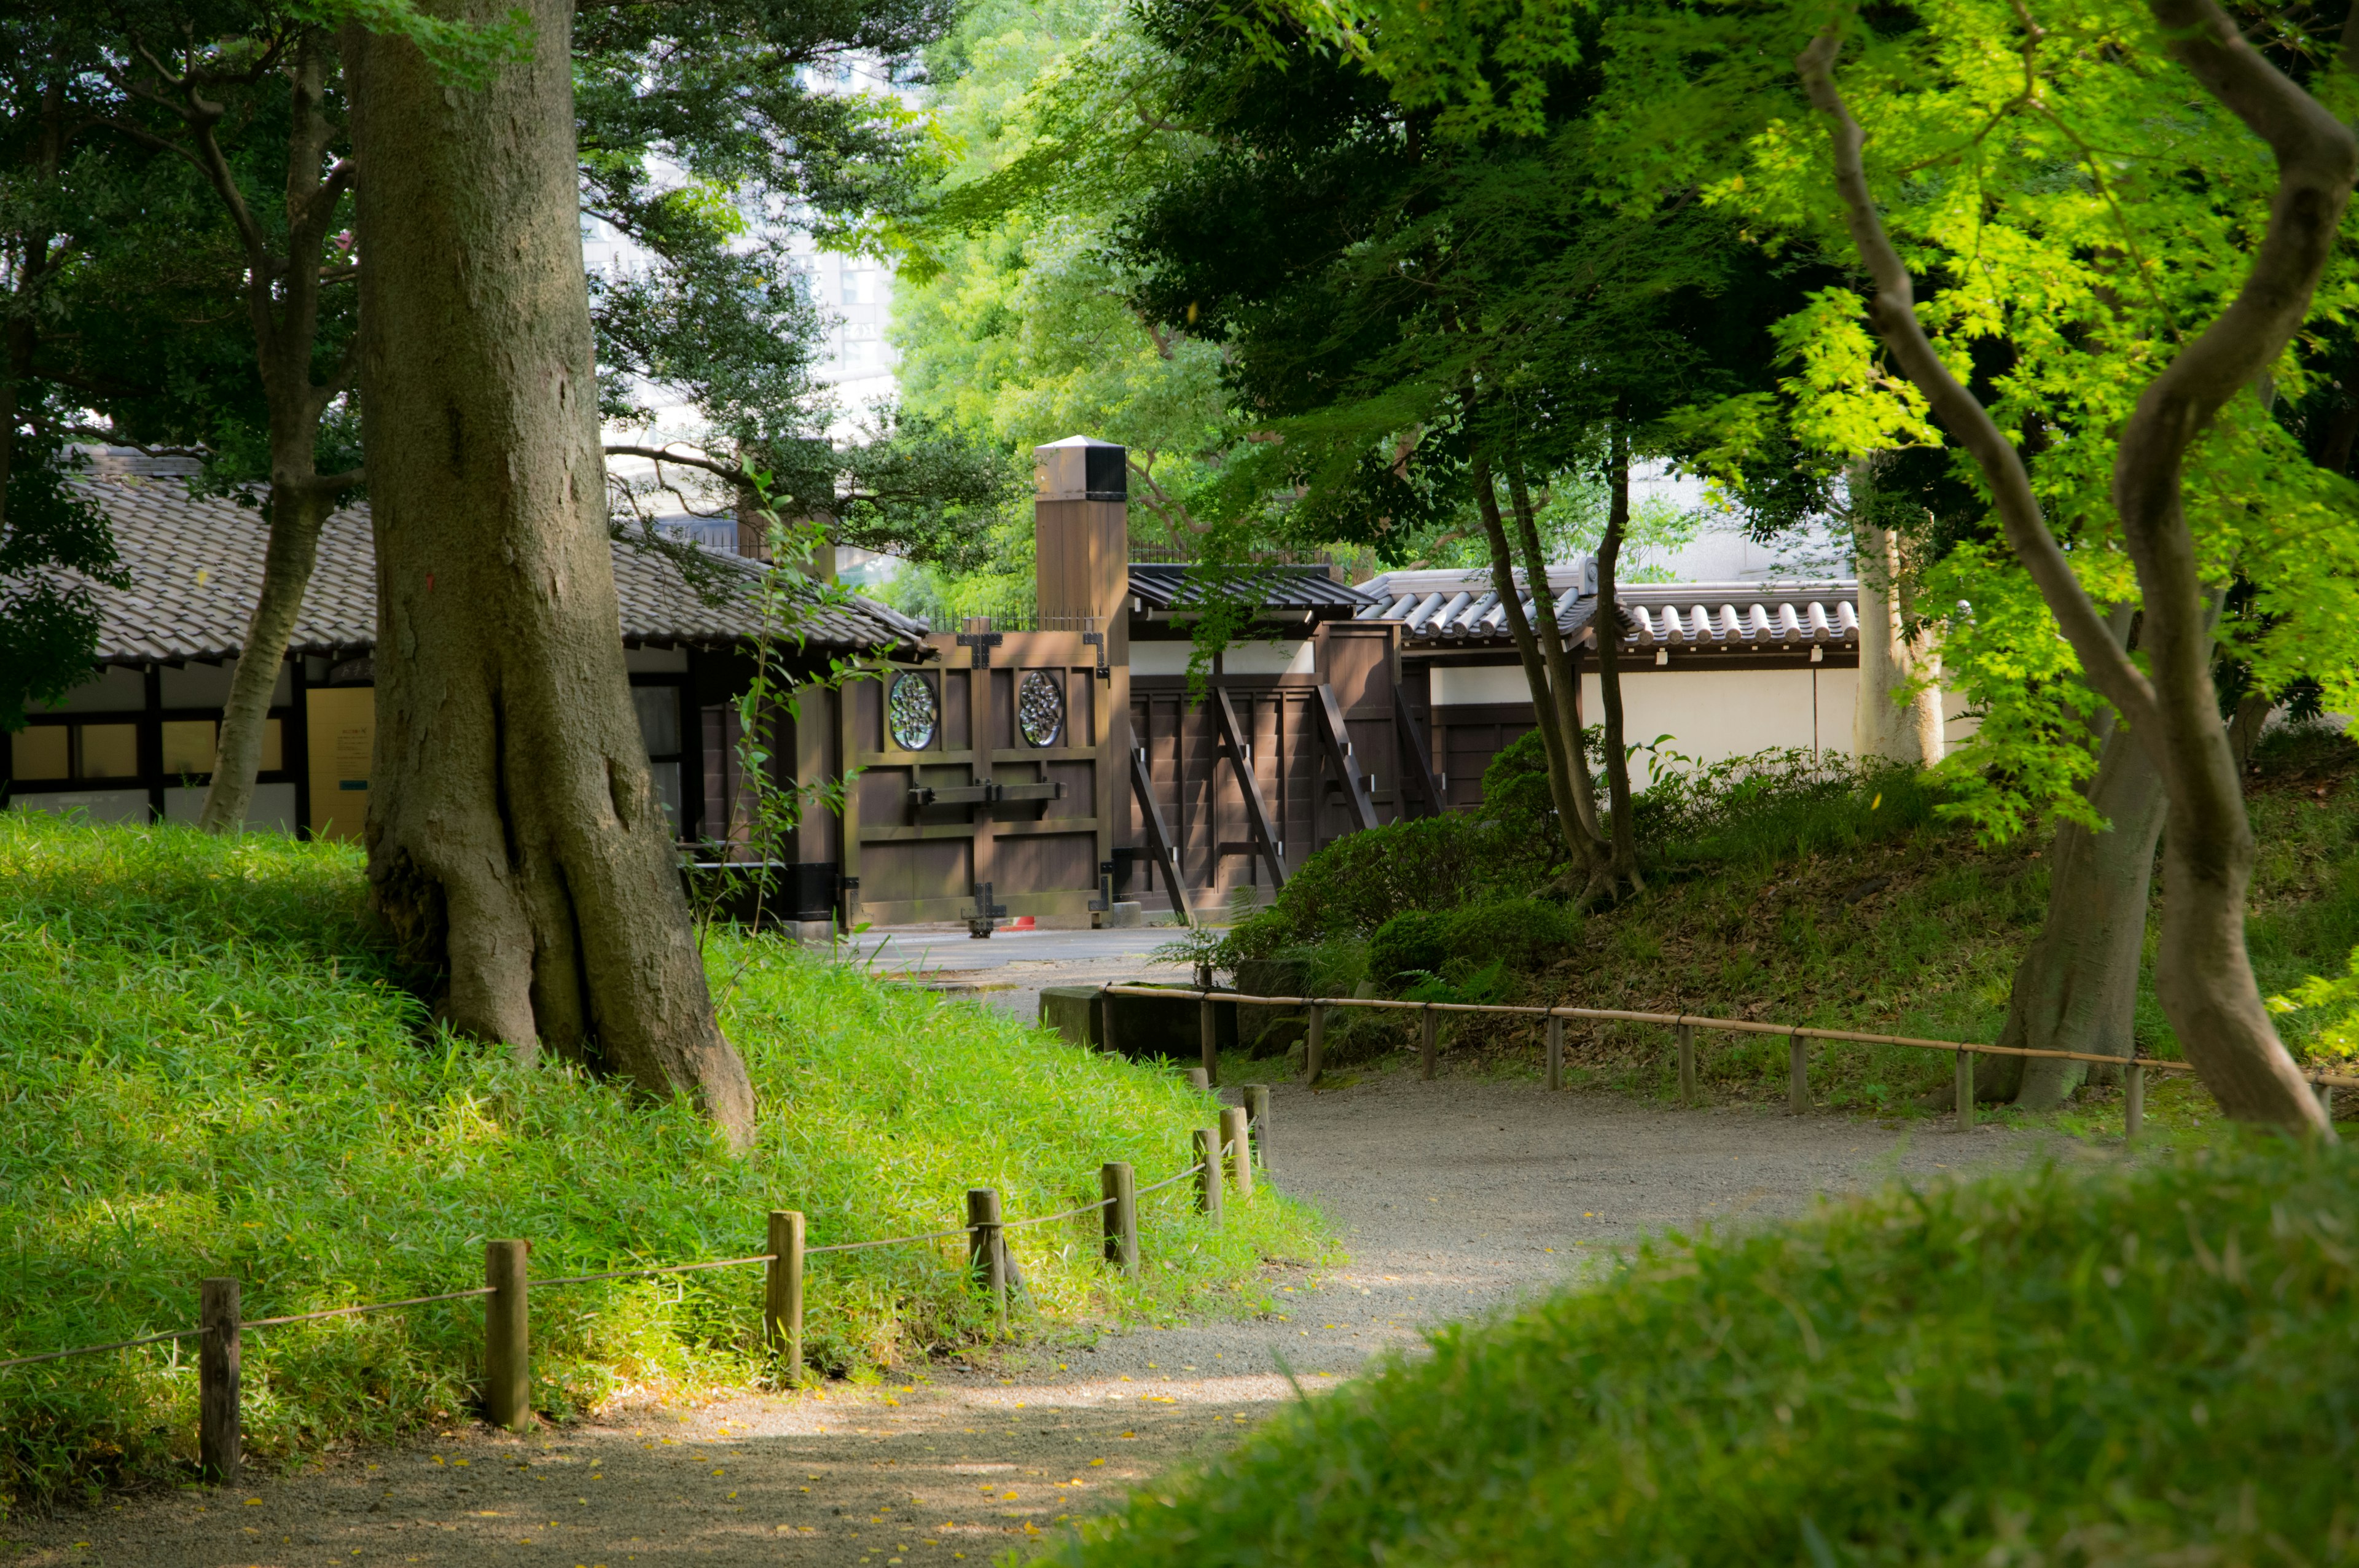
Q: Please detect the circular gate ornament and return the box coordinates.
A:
[1018,670,1065,747]
[888,671,937,751]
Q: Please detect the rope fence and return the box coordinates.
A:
[0,1107,1272,1487]
[1104,982,2355,1137]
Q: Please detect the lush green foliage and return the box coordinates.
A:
[1366,899,1579,995]
[1202,813,1556,966]
[1047,1133,2359,1566]
[0,817,1323,1511]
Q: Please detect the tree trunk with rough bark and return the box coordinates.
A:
[344,0,755,1145]
[1978,721,2166,1106]
[1799,6,2345,1132]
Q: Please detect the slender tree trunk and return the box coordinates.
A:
[1502,461,1606,850]
[201,480,329,829]
[1848,459,1945,766]
[1595,429,1642,890]
[344,0,755,1144]
[152,31,364,833]
[1470,451,1589,870]
[1799,10,2343,1131]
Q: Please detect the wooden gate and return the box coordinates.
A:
[839,626,1117,928]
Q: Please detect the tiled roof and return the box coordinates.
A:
[1129,562,1382,615]
[1353,565,1860,651]
[63,477,929,665]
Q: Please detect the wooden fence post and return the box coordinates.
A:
[1200,994,1220,1088]
[1243,1083,1272,1176]
[1101,1162,1137,1276]
[1545,1015,1564,1092]
[1186,1067,1210,1093]
[1304,1004,1326,1085]
[483,1239,530,1432]
[966,1188,1006,1333]
[1193,1129,1224,1226]
[2318,1082,2336,1129]
[1955,1049,1975,1133]
[1676,1023,1697,1106]
[198,1277,240,1484]
[1787,1031,1808,1116]
[1420,1006,1438,1080]
[1220,1105,1253,1199]
[765,1211,804,1381]
[2126,1062,2144,1141]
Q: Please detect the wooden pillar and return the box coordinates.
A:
[1193,1129,1224,1225]
[765,1211,804,1379]
[1101,1163,1138,1276]
[1955,1049,1975,1133]
[1220,1105,1253,1198]
[1676,1023,1697,1105]
[1200,993,1220,1087]
[2126,1062,2145,1141]
[966,1188,1007,1332]
[1787,1032,1808,1116]
[1305,1003,1326,1085]
[198,1277,240,1484]
[483,1239,530,1432]
[1244,1083,1272,1176]
[1545,1015,1564,1092]
[1035,436,1132,883]
[1420,1006,1438,1080]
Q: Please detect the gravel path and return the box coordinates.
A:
[5,1071,2054,1568]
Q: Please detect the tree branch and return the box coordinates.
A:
[1794,26,2162,745]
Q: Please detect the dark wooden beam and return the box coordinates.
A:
[1211,685,1289,889]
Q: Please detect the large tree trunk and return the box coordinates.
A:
[1800,9,2342,1132]
[1978,722,2166,1106]
[343,0,755,1145]
[1594,429,1643,891]
[1848,459,1945,766]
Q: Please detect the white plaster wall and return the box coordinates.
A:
[1129,642,1195,677]
[1217,639,1315,676]
[1432,661,1864,787]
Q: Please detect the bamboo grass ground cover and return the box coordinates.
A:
[0,815,1323,1512]
[1043,1134,2359,1567]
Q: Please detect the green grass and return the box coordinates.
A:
[1041,1132,2359,1566]
[0,816,1324,1513]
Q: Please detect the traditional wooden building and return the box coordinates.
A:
[5,464,928,902]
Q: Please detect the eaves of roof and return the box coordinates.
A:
[52,477,930,665]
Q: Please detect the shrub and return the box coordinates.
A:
[1368,899,1578,994]
[1366,909,1452,991]
[1206,813,1555,965]
[1048,1134,2359,1567]
[1638,746,1938,868]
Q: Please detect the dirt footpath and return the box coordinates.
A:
[4,1074,2058,1568]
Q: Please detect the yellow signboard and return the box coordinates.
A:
[306,687,376,841]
